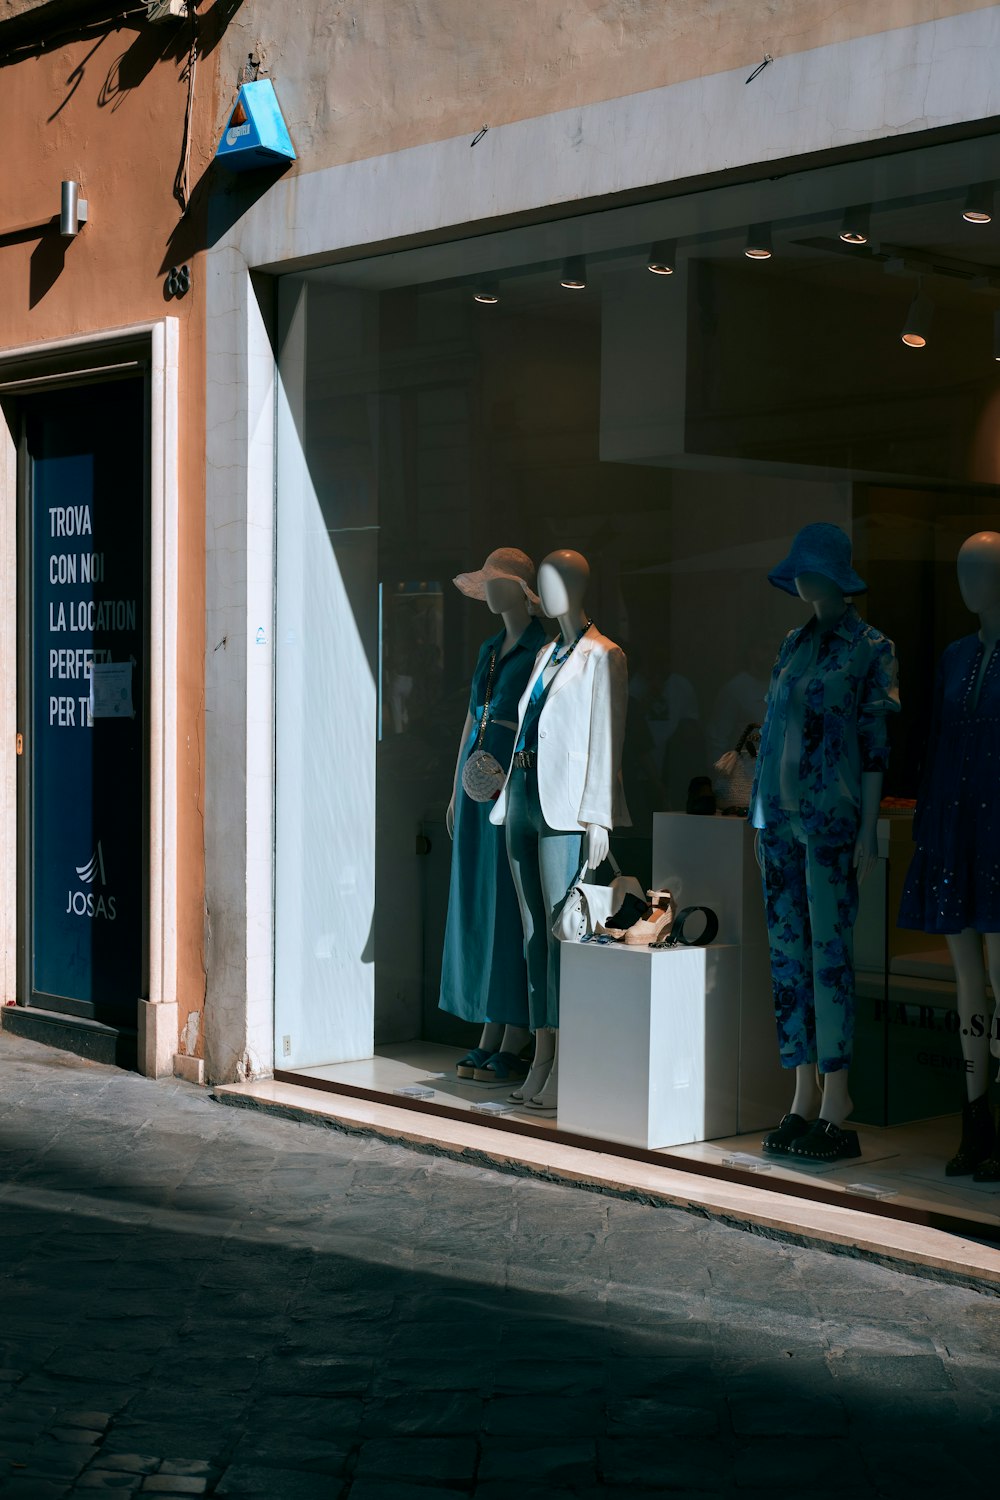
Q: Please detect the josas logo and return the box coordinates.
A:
[66,841,117,921]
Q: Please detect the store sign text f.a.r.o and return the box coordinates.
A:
[215,80,296,172]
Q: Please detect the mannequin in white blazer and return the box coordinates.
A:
[491,550,631,1111]
[489,625,631,843]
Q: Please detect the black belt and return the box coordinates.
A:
[512,750,537,769]
[651,905,720,949]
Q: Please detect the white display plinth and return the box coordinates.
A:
[558,942,740,1150]
[653,813,788,1133]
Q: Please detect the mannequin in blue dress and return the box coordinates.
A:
[899,532,1000,1180]
[439,548,548,1082]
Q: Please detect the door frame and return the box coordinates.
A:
[0,320,179,1075]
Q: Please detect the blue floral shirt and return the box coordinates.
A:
[751,606,900,836]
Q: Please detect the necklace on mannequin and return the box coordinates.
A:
[550,618,592,667]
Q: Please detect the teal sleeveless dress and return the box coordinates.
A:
[439,619,547,1024]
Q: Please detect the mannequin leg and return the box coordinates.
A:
[477,1022,504,1054]
[804,830,859,1126]
[944,930,996,1175]
[500,1025,531,1056]
[946,930,991,1101]
[759,820,818,1081]
[971,934,1000,1181]
[984,933,1000,1064]
[819,1069,853,1129]
[790,1063,821,1119]
[512,1026,555,1103]
[505,774,552,1033]
[537,823,585,1030]
[527,1032,559,1110]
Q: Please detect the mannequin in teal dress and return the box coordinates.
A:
[440,549,549,1082]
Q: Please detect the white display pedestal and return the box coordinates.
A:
[557,814,793,1152]
[559,942,740,1149]
[653,813,789,1134]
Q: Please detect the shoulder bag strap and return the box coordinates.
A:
[473,652,497,751]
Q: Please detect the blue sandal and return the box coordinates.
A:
[473,1050,529,1083]
[456,1047,493,1079]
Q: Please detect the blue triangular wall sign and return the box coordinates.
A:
[215,80,296,172]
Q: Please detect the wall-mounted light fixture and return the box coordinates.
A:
[560,256,587,289]
[647,240,676,275]
[744,224,772,260]
[59,181,88,238]
[839,205,871,245]
[901,283,933,348]
[473,278,499,304]
[963,185,993,224]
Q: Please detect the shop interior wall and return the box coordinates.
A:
[275,228,1000,1062]
[0,17,220,1058]
[217,1,999,176]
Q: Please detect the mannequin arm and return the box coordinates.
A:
[585,823,610,868]
[853,770,883,883]
[447,712,474,839]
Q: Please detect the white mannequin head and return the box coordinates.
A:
[957,532,1000,615]
[538,550,590,622]
[795,571,846,608]
[795,569,849,627]
[484,575,529,615]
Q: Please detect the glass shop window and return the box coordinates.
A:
[273,128,1000,1228]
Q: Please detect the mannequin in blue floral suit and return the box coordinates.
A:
[751,525,900,1163]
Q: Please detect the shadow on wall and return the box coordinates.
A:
[159,155,292,275]
[0,0,252,300]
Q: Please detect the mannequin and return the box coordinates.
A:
[439,549,547,1083]
[752,524,900,1162]
[898,532,1000,1180]
[490,550,630,1111]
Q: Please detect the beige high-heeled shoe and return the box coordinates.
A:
[622,889,675,946]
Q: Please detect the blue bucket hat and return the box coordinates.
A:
[767,522,867,597]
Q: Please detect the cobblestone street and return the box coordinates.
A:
[1,1031,997,1499]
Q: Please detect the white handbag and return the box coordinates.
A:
[552,853,646,943]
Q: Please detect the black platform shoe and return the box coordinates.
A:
[945,1093,995,1176]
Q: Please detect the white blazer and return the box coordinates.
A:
[490,624,631,833]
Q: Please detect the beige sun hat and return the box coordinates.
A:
[453,547,540,607]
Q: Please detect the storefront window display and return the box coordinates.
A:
[273,129,1000,1234]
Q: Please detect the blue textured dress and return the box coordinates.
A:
[439,619,547,1024]
[898,634,1000,934]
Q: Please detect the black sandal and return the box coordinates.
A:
[761,1113,812,1156]
[787,1119,861,1162]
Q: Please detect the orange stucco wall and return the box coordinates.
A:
[0,14,219,1056]
[216,0,1000,173]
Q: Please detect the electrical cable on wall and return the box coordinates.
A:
[174,15,199,212]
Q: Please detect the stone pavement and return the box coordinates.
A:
[0,1032,998,1500]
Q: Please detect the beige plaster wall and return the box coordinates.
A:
[218,0,1000,172]
[0,17,218,1057]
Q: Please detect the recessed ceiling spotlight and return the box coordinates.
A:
[901,284,934,348]
[473,278,499,304]
[839,206,870,245]
[963,185,993,224]
[744,224,772,260]
[647,240,676,275]
[560,256,587,289]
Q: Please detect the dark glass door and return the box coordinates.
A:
[19,379,148,1023]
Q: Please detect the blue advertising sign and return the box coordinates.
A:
[215,80,296,172]
[29,381,145,1018]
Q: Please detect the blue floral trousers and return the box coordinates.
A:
[758,812,859,1074]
